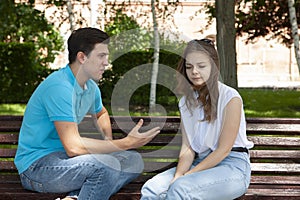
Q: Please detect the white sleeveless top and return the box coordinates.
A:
[179,82,254,154]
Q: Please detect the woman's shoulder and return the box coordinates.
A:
[219,82,240,94]
[178,95,186,107]
[218,82,242,101]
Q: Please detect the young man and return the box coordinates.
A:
[14,27,160,200]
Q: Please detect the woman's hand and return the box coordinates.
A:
[170,173,183,184]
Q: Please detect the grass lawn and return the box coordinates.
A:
[0,88,299,118]
[0,104,26,115]
[239,88,300,118]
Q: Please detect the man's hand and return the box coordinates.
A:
[126,119,160,149]
[55,119,160,156]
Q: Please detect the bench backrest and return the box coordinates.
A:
[0,116,300,176]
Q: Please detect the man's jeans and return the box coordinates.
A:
[20,150,143,200]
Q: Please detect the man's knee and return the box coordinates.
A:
[113,150,144,173]
[126,150,144,173]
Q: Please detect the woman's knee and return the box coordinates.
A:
[141,178,164,199]
[141,170,175,199]
[167,178,189,198]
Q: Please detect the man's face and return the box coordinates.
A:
[82,43,109,82]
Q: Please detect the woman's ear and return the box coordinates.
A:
[77,52,86,64]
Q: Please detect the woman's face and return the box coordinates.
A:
[185,51,211,86]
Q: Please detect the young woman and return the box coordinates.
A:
[141,39,254,200]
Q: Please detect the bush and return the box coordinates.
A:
[99,50,182,110]
[0,2,64,103]
[0,42,52,103]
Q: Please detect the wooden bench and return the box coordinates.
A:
[0,115,299,200]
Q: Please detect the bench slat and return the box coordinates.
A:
[246,117,300,124]
[0,149,16,158]
[251,163,300,173]
[250,150,300,159]
[2,149,299,160]
[1,174,299,187]
[244,187,300,196]
[0,134,18,144]
[1,133,298,148]
[248,136,300,147]
[0,161,16,172]
[2,161,300,175]
[250,176,300,185]
[247,123,300,133]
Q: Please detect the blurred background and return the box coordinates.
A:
[0,0,299,118]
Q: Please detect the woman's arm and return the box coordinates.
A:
[172,122,195,182]
[185,97,242,175]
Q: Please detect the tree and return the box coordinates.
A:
[288,0,300,73]
[235,0,300,73]
[104,0,180,113]
[216,0,237,88]
[0,1,64,68]
[43,0,89,32]
[0,1,64,102]
[204,0,300,82]
[66,0,76,31]
[235,0,299,45]
[149,0,160,111]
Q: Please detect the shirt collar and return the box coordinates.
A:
[64,64,87,95]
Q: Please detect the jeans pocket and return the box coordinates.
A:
[20,173,45,193]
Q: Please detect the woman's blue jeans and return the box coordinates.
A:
[19,150,143,200]
[141,150,251,200]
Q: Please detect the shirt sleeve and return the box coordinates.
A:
[221,86,242,109]
[89,85,103,114]
[42,84,76,122]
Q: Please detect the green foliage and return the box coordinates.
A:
[45,0,66,7]
[0,2,64,66]
[235,0,299,46]
[0,1,64,103]
[204,0,300,46]
[101,10,185,113]
[105,10,153,56]
[105,10,141,35]
[99,50,182,110]
[0,42,52,103]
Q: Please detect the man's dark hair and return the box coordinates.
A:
[67,27,110,64]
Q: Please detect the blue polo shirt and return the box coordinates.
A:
[14,65,103,174]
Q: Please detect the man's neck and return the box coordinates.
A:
[69,63,87,89]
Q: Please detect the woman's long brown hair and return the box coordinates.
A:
[176,39,220,122]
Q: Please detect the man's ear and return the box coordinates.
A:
[77,52,86,64]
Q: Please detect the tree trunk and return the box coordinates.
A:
[66,0,75,31]
[216,0,237,88]
[288,0,300,74]
[149,0,160,112]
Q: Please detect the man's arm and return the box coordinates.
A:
[95,106,113,140]
[55,119,160,157]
